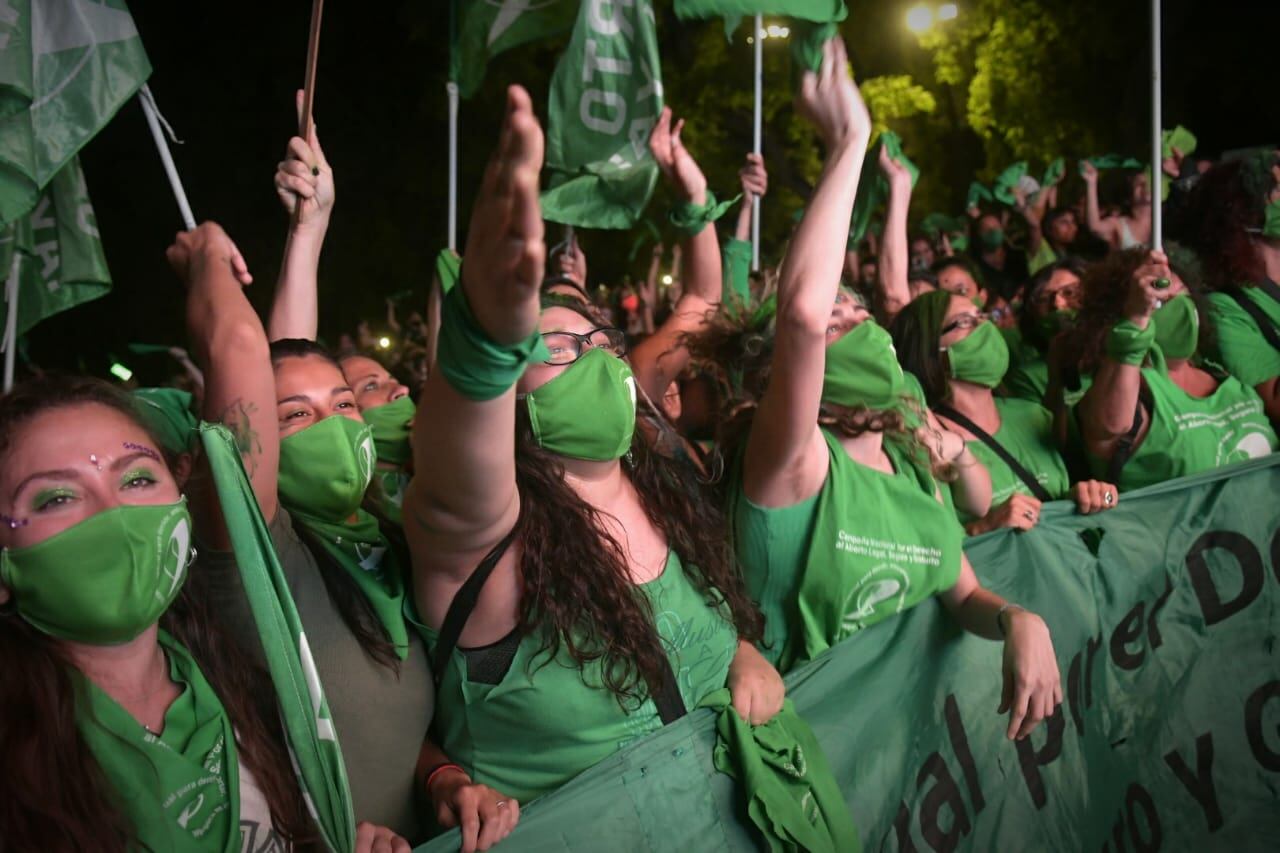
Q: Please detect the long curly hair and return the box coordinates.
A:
[1184,153,1277,291]
[0,375,316,852]
[511,400,762,709]
[1016,257,1089,354]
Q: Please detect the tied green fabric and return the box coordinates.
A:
[540,0,663,228]
[991,161,1027,206]
[699,689,860,853]
[437,283,550,401]
[1152,295,1199,360]
[1105,319,1156,366]
[1206,285,1280,386]
[435,248,461,295]
[76,631,239,853]
[364,395,416,467]
[848,132,919,245]
[133,388,198,456]
[820,321,907,411]
[966,181,993,209]
[0,500,192,644]
[670,191,741,238]
[525,348,637,461]
[278,416,376,521]
[1042,157,1065,186]
[198,425,355,851]
[955,398,1070,523]
[944,321,1009,388]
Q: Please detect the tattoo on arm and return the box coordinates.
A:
[218,398,263,476]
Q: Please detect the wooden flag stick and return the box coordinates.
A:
[299,0,324,142]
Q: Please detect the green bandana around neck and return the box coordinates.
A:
[1152,294,1200,360]
[76,631,239,853]
[524,348,637,461]
[944,321,1009,388]
[278,416,375,523]
[821,320,906,411]
[363,396,415,467]
[1,500,193,644]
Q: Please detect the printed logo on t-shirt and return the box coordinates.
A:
[841,564,910,633]
[1217,431,1274,465]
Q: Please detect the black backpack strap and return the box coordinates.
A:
[647,655,687,724]
[1107,382,1154,485]
[1223,284,1280,353]
[433,527,519,686]
[934,403,1053,502]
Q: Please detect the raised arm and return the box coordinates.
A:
[723,154,766,305]
[875,144,914,322]
[267,92,335,342]
[743,37,872,508]
[1080,161,1118,247]
[629,108,723,404]
[173,223,280,525]
[1077,251,1169,462]
[404,86,544,585]
[1017,183,1052,256]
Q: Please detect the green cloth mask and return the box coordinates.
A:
[1036,308,1077,342]
[278,416,375,522]
[821,321,906,411]
[1261,197,1280,239]
[525,348,636,461]
[1153,294,1200,360]
[980,228,1005,251]
[1,500,193,644]
[944,321,1009,388]
[363,396,415,467]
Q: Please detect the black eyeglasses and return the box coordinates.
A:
[541,327,627,365]
[940,312,989,336]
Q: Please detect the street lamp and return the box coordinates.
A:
[938,3,958,21]
[746,22,789,44]
[905,4,933,33]
[377,336,391,350]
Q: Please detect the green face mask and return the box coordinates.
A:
[1261,197,1280,239]
[1152,294,1200,360]
[1036,308,1077,341]
[278,416,375,521]
[821,320,906,410]
[980,228,1005,251]
[525,348,636,461]
[1,500,193,644]
[944,320,1009,388]
[362,395,415,467]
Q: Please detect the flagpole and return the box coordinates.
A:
[138,85,196,231]
[1150,0,1162,251]
[3,253,19,392]
[448,81,459,252]
[751,13,763,273]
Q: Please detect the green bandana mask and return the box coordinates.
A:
[1261,197,1280,239]
[1036,308,1077,342]
[1,500,193,644]
[980,228,1005,251]
[821,320,906,411]
[278,416,375,522]
[525,348,636,461]
[1152,294,1200,360]
[944,321,1009,388]
[362,395,415,467]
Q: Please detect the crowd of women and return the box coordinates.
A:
[2,33,1278,853]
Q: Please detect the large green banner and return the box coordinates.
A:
[418,455,1280,851]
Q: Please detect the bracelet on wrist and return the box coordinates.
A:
[424,762,467,795]
[996,603,1025,638]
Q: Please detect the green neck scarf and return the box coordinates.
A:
[363,396,416,467]
[76,630,240,853]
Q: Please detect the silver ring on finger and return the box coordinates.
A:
[1022,510,1035,522]
[1103,490,1114,505]
[496,801,508,809]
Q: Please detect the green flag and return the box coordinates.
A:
[199,424,356,853]
[674,0,846,22]
[540,0,664,229]
[0,0,151,223]
[0,156,110,336]
[991,161,1028,206]
[449,0,577,99]
[847,131,918,246]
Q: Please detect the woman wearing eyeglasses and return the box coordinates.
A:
[1004,258,1091,407]
[402,86,782,808]
[890,290,1121,535]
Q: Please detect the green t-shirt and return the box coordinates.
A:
[950,398,1070,523]
[1028,240,1059,276]
[1089,365,1278,490]
[423,550,737,805]
[1206,286,1280,388]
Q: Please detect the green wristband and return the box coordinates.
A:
[1106,319,1156,366]
[668,190,740,239]
[437,281,550,401]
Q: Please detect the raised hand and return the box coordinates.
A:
[166,222,252,287]
[1079,159,1098,185]
[795,37,871,151]
[555,239,588,286]
[739,152,768,200]
[878,144,912,189]
[274,89,335,230]
[1123,250,1172,325]
[649,107,708,203]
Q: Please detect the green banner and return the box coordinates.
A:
[418,455,1280,851]
[0,156,111,335]
[199,424,356,853]
[449,0,576,99]
[540,0,664,229]
[0,0,151,223]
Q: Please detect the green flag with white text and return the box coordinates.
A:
[0,156,110,336]
[673,0,846,22]
[199,424,356,853]
[540,0,664,229]
[0,0,151,223]
[450,0,577,99]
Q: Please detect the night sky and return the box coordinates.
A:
[24,0,1279,383]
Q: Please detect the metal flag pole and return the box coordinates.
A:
[138,85,196,230]
[448,81,460,251]
[1150,0,1162,251]
[3,253,19,391]
[751,13,763,272]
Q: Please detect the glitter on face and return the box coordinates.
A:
[0,514,28,530]
[123,442,162,462]
[89,454,102,471]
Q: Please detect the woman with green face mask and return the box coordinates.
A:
[338,354,416,527]
[403,84,781,809]
[0,375,318,852]
[890,290,1120,535]
[702,39,1060,741]
[1005,258,1092,407]
[179,217,504,848]
[1071,248,1278,491]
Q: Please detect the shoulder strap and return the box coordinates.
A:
[1223,284,1280,353]
[934,403,1053,502]
[647,655,687,724]
[433,527,519,686]
[1107,381,1154,485]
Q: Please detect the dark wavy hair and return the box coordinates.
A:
[888,290,953,407]
[933,254,988,298]
[0,375,316,852]
[1017,256,1089,353]
[511,396,762,708]
[1184,153,1277,291]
